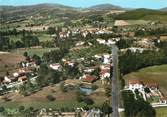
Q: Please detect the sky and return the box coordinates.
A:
[0,0,167,9]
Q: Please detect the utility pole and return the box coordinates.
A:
[111,44,120,117]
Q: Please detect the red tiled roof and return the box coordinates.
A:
[100,69,110,75]
[82,75,96,83]
[146,83,158,88]
[129,80,143,85]
[160,97,167,100]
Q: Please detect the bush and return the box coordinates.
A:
[92,85,98,90]
[18,106,25,112]
[83,97,94,105]
[60,82,67,92]
[46,95,55,101]
[0,107,4,112]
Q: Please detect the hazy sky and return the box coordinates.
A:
[0,0,167,9]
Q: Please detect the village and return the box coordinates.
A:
[1,2,167,116]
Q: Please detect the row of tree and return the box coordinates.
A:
[119,49,167,74]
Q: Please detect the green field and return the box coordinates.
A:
[120,107,167,117]
[11,48,58,57]
[156,107,167,117]
[126,20,151,25]
[9,33,52,42]
[124,64,167,95]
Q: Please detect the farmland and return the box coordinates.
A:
[0,52,25,76]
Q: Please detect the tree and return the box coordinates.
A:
[15,40,24,48]
[0,36,10,50]
[21,35,39,47]
[46,95,55,101]
[83,97,94,105]
[122,90,156,117]
[144,87,151,94]
[37,64,61,87]
[18,106,25,112]
[23,52,28,57]
[60,82,67,92]
[32,54,41,65]
[47,27,56,35]
[19,84,28,96]
[105,86,111,97]
[0,107,5,112]
[101,102,112,117]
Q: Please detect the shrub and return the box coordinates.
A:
[0,107,5,112]
[46,95,55,101]
[18,106,25,112]
[83,97,94,105]
[92,85,98,90]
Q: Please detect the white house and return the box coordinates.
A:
[4,76,11,83]
[96,39,106,44]
[128,80,144,92]
[103,54,111,64]
[13,72,19,78]
[49,63,62,71]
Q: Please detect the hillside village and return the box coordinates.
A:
[0,2,167,117]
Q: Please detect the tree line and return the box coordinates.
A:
[119,49,167,74]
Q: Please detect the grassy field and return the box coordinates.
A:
[0,80,107,109]
[126,20,151,25]
[119,107,167,117]
[124,64,167,96]
[11,48,58,57]
[36,33,53,42]
[10,33,52,42]
[155,107,167,117]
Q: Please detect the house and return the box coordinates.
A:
[121,47,146,53]
[82,30,89,38]
[102,54,112,64]
[100,69,110,79]
[4,76,11,83]
[49,63,62,71]
[160,97,167,104]
[59,32,69,38]
[18,76,27,83]
[146,83,158,90]
[100,64,111,70]
[80,75,97,83]
[76,41,85,46]
[83,67,95,73]
[107,39,116,45]
[100,69,110,85]
[96,39,106,44]
[128,80,144,92]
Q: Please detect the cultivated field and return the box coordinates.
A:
[124,64,167,96]
[0,52,25,76]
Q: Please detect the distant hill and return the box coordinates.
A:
[161,7,167,11]
[89,4,123,10]
[0,3,81,22]
[114,8,167,21]
[0,3,121,23]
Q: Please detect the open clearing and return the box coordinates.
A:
[0,80,108,109]
[124,64,167,96]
